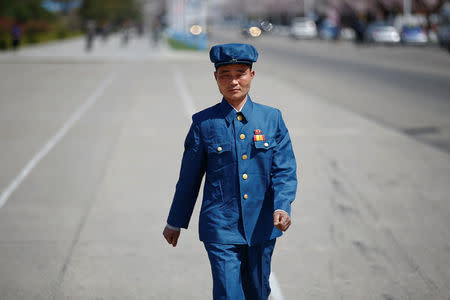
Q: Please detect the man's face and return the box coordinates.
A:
[214,64,255,103]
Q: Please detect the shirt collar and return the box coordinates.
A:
[220,95,254,125]
[228,100,244,112]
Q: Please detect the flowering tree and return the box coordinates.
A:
[220,0,448,23]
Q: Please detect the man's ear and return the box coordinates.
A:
[250,69,255,78]
[214,71,218,80]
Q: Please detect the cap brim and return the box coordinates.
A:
[215,60,253,68]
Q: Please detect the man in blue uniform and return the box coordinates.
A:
[163,43,297,300]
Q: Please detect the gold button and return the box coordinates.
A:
[242,173,248,180]
[242,154,248,160]
[217,146,222,152]
[237,115,243,121]
[243,194,248,200]
[240,134,245,140]
[264,142,269,147]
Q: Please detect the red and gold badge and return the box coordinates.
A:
[253,129,265,141]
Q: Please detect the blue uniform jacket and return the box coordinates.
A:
[167,96,297,246]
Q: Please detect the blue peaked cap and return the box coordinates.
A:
[209,43,258,68]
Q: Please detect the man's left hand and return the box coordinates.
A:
[273,210,291,232]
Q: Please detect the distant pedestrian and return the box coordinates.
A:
[163,43,298,299]
[349,12,365,44]
[137,22,144,37]
[121,23,131,47]
[11,22,22,51]
[150,17,161,47]
[100,22,111,42]
[85,20,96,52]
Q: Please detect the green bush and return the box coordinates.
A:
[0,33,9,49]
[0,1,82,50]
[167,38,198,51]
[0,18,13,49]
[57,28,68,39]
[1,1,56,23]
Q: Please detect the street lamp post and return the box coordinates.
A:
[404,0,411,16]
[304,0,314,18]
[304,0,310,17]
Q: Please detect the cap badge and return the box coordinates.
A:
[230,58,237,62]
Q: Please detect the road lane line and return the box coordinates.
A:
[0,72,117,209]
[270,272,285,300]
[173,68,196,117]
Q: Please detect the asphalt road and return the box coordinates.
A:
[0,32,449,300]
[211,26,450,153]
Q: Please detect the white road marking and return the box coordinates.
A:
[0,72,117,209]
[173,68,197,117]
[270,272,285,300]
[173,68,286,299]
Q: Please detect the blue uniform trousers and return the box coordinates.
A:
[204,239,276,300]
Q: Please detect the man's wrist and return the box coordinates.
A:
[166,223,181,231]
[274,209,288,215]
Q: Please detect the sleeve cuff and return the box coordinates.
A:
[166,223,181,231]
[274,201,291,214]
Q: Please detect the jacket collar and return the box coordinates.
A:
[220,95,254,125]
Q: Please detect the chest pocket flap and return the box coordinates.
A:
[254,139,276,150]
[207,142,232,154]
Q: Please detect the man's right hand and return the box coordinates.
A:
[163,226,181,247]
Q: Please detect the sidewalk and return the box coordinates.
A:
[0,34,171,63]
